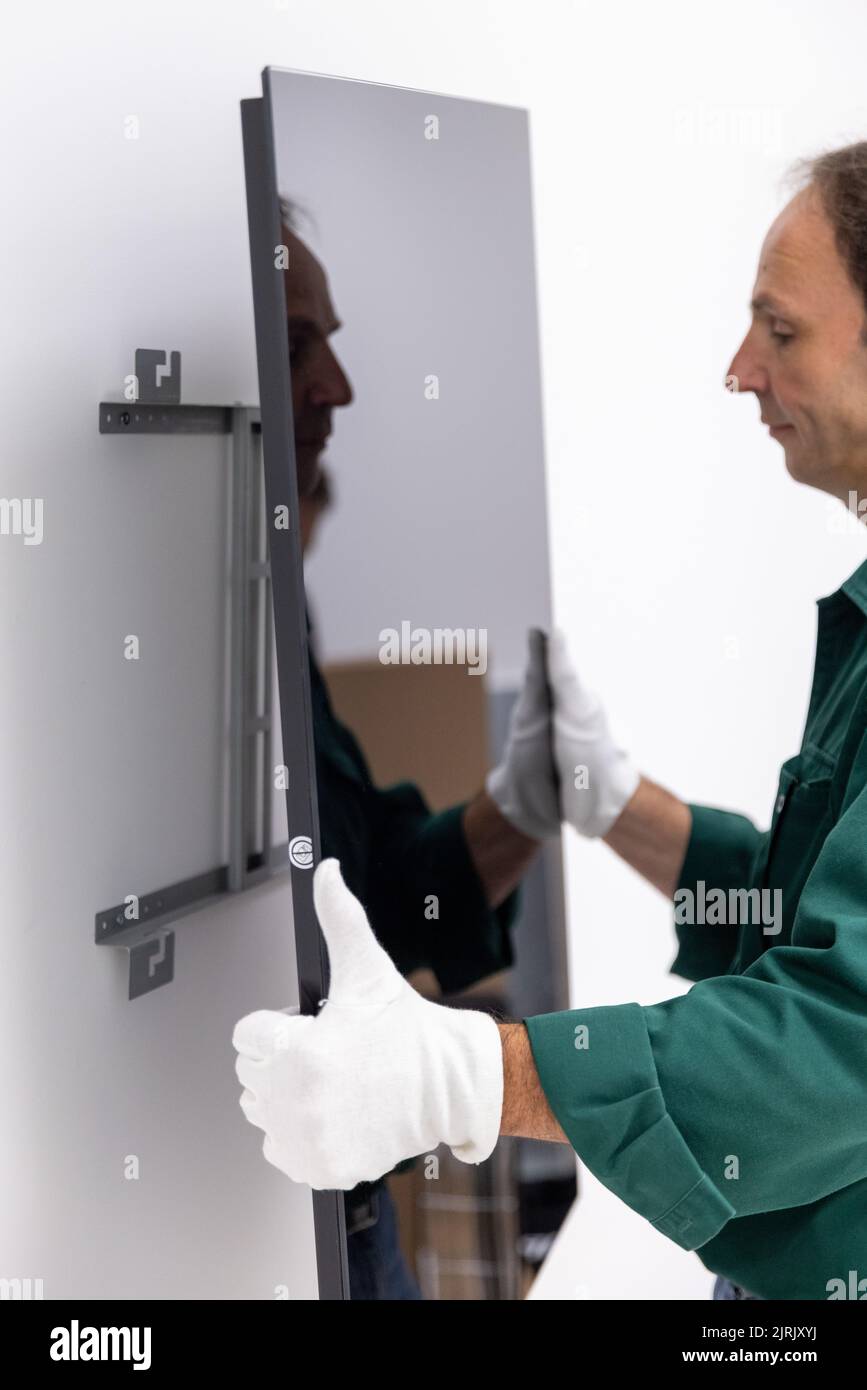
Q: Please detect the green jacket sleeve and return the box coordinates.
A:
[670,803,765,981]
[524,735,867,1251]
[366,781,519,994]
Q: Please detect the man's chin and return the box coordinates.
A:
[780,439,820,488]
[295,452,322,498]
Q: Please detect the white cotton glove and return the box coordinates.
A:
[232,859,504,1191]
[547,628,640,838]
[485,628,562,839]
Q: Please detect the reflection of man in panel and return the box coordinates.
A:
[249,205,584,1299]
[238,145,867,1302]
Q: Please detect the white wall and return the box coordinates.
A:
[4,0,866,1301]
[1,1,324,1299]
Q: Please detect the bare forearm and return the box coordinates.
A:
[494,780,690,1142]
[462,789,540,908]
[602,774,691,898]
[498,1021,569,1143]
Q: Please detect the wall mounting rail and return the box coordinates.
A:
[94,399,290,998]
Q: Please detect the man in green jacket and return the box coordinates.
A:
[235,140,867,1301]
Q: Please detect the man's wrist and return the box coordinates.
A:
[463,791,541,908]
[497,1021,570,1144]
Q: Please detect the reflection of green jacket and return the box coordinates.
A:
[308,633,518,995]
[526,556,867,1300]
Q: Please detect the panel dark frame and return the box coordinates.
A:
[241,86,349,1303]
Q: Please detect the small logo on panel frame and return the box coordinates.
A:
[288,836,314,869]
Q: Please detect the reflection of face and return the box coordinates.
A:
[727,185,867,501]
[299,468,332,555]
[284,230,354,497]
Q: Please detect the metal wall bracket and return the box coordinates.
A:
[134,348,182,404]
[99,402,233,435]
[95,399,290,998]
[128,933,175,1000]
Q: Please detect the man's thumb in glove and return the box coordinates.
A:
[312,858,404,1007]
[547,626,587,706]
[515,627,550,715]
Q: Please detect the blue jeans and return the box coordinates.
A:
[713,1275,763,1300]
[346,1183,423,1300]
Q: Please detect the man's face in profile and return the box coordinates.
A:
[283,228,353,497]
[728,184,867,500]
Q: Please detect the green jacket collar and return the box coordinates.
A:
[839,554,867,618]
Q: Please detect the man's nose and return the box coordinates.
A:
[311,345,353,409]
[726,330,767,397]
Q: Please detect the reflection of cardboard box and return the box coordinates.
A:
[323,657,519,1297]
[322,659,489,813]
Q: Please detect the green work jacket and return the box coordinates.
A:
[525,556,867,1300]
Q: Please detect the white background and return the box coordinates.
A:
[4,0,867,1301]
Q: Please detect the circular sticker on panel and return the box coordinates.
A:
[288,835,314,869]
